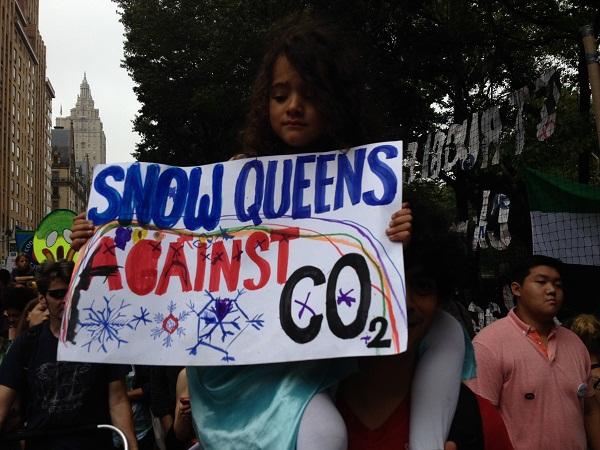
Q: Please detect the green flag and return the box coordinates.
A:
[524,167,600,266]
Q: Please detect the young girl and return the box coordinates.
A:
[72,13,466,450]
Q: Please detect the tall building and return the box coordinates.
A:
[56,74,106,169]
[0,0,53,261]
[51,126,89,213]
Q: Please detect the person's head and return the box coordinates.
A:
[16,296,48,336]
[3,285,38,331]
[242,12,367,156]
[36,260,74,324]
[510,255,563,321]
[15,253,30,272]
[569,314,600,359]
[403,199,467,350]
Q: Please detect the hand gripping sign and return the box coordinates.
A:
[58,142,407,365]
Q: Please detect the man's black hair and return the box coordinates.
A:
[36,260,74,295]
[403,196,468,301]
[3,286,37,312]
[511,255,563,286]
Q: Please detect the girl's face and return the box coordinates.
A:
[269,55,325,151]
[17,256,29,269]
[27,301,49,328]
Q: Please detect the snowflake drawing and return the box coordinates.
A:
[130,306,151,330]
[151,301,190,348]
[78,296,130,353]
[78,298,153,353]
[187,289,264,362]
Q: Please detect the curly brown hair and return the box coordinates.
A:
[569,314,600,357]
[241,12,369,156]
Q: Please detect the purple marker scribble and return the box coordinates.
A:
[361,335,371,345]
[115,227,132,250]
[337,288,356,307]
[233,249,244,261]
[218,226,234,241]
[294,292,315,319]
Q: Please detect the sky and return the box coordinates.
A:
[39,0,139,163]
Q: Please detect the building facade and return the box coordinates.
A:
[0,0,53,261]
[56,74,106,169]
[51,126,88,213]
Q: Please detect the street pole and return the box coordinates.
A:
[581,25,600,150]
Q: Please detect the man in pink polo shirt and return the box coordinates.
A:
[466,255,600,450]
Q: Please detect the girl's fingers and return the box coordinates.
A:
[70,213,95,251]
[388,215,412,229]
[391,209,412,220]
[387,230,411,243]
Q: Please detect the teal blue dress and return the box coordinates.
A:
[187,360,351,450]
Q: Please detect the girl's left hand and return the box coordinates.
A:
[386,202,412,244]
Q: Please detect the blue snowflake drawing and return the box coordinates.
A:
[151,301,190,348]
[130,306,151,330]
[79,297,127,353]
[187,289,264,362]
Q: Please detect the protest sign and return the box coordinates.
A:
[33,209,78,263]
[58,142,407,365]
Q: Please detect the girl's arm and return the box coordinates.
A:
[173,368,195,443]
[410,311,465,450]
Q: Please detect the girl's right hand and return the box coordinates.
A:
[71,212,95,251]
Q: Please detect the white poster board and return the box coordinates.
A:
[58,142,407,365]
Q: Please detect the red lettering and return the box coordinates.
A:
[243,231,271,290]
[208,240,242,292]
[194,242,208,291]
[156,241,192,295]
[88,236,123,290]
[270,227,299,284]
[126,239,162,295]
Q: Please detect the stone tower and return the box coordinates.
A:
[56,73,106,169]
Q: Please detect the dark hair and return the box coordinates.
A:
[403,197,468,301]
[510,255,563,286]
[3,285,37,312]
[241,12,368,156]
[36,260,74,296]
[0,269,11,286]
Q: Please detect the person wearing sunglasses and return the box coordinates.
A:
[0,260,139,450]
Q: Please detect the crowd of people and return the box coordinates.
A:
[0,12,598,450]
